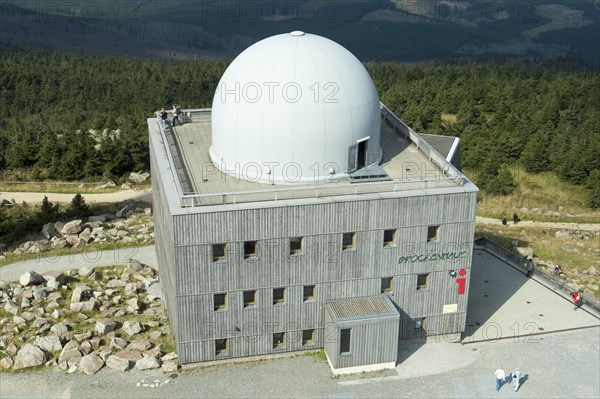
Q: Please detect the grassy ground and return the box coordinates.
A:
[0,182,124,194]
[440,112,457,126]
[0,240,152,268]
[471,166,599,298]
[465,165,599,224]
[0,202,153,267]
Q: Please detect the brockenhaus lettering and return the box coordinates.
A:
[398,251,468,264]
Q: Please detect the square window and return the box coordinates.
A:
[417,273,429,290]
[427,225,439,242]
[273,332,285,349]
[303,285,316,302]
[214,293,227,311]
[342,232,355,251]
[383,229,396,247]
[340,328,351,355]
[290,237,303,255]
[243,290,256,308]
[415,318,426,330]
[273,287,285,305]
[213,243,226,262]
[381,276,393,294]
[215,338,228,356]
[244,241,257,259]
[302,329,315,346]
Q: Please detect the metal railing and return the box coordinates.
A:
[154,116,186,203]
[156,108,474,208]
[379,102,466,185]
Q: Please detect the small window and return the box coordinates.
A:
[381,276,393,294]
[273,332,285,349]
[214,293,227,311]
[215,338,228,356]
[340,328,351,354]
[290,237,303,255]
[427,225,439,242]
[303,285,316,302]
[213,243,226,262]
[417,273,429,290]
[342,232,355,251]
[302,329,315,346]
[243,290,256,308]
[273,287,285,305]
[415,318,426,330]
[383,229,396,247]
[244,241,257,259]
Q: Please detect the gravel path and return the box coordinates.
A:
[0,245,157,282]
[0,189,152,204]
[0,328,597,398]
[476,216,600,232]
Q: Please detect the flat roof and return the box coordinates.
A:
[327,295,399,322]
[149,104,476,208]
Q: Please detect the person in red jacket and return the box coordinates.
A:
[572,291,583,309]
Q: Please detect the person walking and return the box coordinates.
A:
[526,258,534,278]
[573,290,583,309]
[513,212,519,224]
[511,368,522,392]
[554,264,563,277]
[495,366,506,391]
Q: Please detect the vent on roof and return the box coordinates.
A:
[349,165,391,183]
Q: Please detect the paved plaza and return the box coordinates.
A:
[0,246,598,398]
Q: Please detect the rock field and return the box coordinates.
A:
[0,260,178,375]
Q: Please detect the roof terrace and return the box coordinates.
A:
[149,103,473,208]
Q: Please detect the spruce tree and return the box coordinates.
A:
[37,195,60,223]
[67,193,90,219]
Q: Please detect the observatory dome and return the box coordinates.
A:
[210,31,382,184]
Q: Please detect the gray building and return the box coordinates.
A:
[148,32,478,373]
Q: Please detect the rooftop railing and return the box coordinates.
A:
[154,114,187,202]
[154,107,473,208]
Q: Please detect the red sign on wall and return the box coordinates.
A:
[455,268,467,295]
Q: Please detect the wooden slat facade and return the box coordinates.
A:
[158,190,477,364]
[324,296,399,369]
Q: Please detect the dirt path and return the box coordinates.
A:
[0,245,156,282]
[2,189,598,232]
[476,216,600,232]
[0,189,152,204]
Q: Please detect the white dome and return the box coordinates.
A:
[210,31,382,184]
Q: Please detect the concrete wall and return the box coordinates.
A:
[149,125,179,348]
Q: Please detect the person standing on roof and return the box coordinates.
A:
[172,104,180,126]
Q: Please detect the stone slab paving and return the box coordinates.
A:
[464,249,599,343]
[0,327,598,398]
